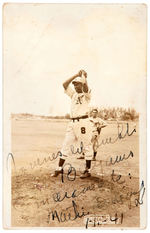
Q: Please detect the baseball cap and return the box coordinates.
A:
[92,108,98,113]
[72,76,85,84]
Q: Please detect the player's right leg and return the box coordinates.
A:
[80,159,92,178]
[51,158,65,177]
[51,122,76,177]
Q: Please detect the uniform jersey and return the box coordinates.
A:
[61,84,93,160]
[65,86,91,118]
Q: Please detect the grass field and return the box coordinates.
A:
[11,118,140,228]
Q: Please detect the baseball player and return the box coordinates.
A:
[89,108,107,160]
[77,107,107,161]
[51,69,95,178]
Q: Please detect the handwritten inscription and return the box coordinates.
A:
[29,151,63,170]
[7,153,16,170]
[47,200,89,223]
[10,121,144,228]
[53,184,95,202]
[109,151,134,166]
[98,122,136,147]
[85,213,124,228]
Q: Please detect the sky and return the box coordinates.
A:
[3,3,147,115]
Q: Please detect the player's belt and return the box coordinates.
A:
[71,115,88,122]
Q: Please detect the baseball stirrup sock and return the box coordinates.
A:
[94,151,97,158]
[86,160,91,169]
[59,158,65,167]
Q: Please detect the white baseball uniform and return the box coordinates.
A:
[61,85,94,160]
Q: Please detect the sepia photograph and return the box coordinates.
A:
[3,3,147,229]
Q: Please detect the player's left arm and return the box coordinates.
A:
[99,118,108,128]
[83,78,89,93]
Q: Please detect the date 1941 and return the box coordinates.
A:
[85,213,123,229]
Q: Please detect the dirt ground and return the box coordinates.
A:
[11,118,140,228]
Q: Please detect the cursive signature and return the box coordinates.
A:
[47,200,89,223]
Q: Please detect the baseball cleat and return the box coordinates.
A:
[80,170,91,179]
[51,169,63,177]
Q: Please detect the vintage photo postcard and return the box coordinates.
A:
[3,3,147,229]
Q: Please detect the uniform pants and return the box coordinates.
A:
[61,118,94,160]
